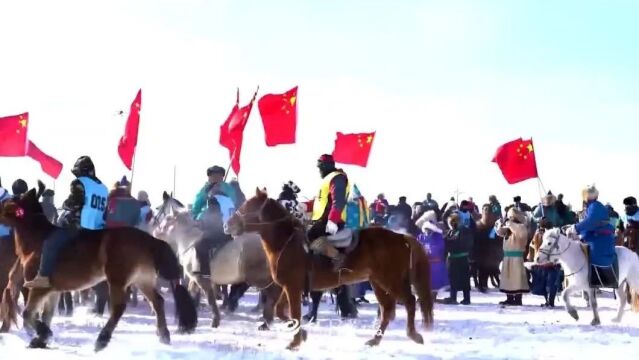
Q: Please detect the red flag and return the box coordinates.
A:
[492,138,539,184]
[26,141,63,179]
[219,88,258,175]
[332,132,376,167]
[0,113,29,156]
[258,86,297,146]
[118,89,142,170]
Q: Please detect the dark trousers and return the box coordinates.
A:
[308,220,328,241]
[93,281,109,315]
[40,228,73,276]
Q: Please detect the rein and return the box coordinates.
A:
[538,233,586,278]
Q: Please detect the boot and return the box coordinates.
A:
[460,290,471,305]
[313,237,346,271]
[512,294,523,306]
[24,275,51,289]
[499,295,514,306]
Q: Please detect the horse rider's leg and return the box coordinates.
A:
[562,284,580,321]
[589,288,601,326]
[366,281,396,347]
[283,285,307,350]
[138,283,170,344]
[95,283,128,352]
[612,281,627,323]
[398,278,423,344]
[303,291,322,323]
[23,288,54,348]
[258,284,283,331]
[198,277,220,328]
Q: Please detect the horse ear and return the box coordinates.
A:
[255,187,263,197]
[36,180,46,199]
[163,191,170,201]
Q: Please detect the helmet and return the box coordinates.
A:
[11,179,28,196]
[71,156,95,177]
[581,184,599,202]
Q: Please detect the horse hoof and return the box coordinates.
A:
[409,332,424,344]
[286,340,301,351]
[258,323,269,331]
[28,338,48,349]
[611,317,621,324]
[211,319,220,329]
[159,335,171,345]
[591,318,601,326]
[568,309,579,321]
[365,337,382,347]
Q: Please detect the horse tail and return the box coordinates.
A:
[405,235,434,330]
[149,237,198,333]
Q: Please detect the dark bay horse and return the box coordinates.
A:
[226,189,434,350]
[0,185,197,351]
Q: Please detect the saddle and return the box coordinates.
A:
[581,244,619,288]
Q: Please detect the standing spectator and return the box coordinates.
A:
[422,193,440,215]
[532,192,561,228]
[441,212,472,305]
[41,189,58,225]
[467,197,479,214]
[372,193,389,224]
[495,208,530,306]
[488,195,502,219]
[395,196,413,229]
[416,211,448,297]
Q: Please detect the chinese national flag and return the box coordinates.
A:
[492,138,539,184]
[118,89,142,170]
[332,132,376,167]
[258,86,297,146]
[219,89,257,175]
[0,113,29,156]
[26,141,63,179]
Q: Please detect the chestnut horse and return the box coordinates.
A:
[0,185,197,351]
[226,189,434,350]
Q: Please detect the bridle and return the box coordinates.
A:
[537,230,586,277]
[234,198,293,228]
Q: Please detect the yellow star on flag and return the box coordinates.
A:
[289,96,296,106]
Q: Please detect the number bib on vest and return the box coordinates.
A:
[78,177,108,230]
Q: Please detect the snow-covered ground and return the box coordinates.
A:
[1,289,639,359]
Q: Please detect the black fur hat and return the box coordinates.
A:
[623,196,637,206]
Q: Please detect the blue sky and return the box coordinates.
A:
[1,0,638,209]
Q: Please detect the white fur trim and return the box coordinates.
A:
[422,221,442,234]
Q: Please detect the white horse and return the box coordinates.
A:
[536,228,639,325]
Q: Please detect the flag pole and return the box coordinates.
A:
[130,152,137,189]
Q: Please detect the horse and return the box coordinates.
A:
[622,226,639,311]
[471,204,503,291]
[152,192,287,330]
[535,228,639,325]
[0,234,29,332]
[226,189,434,350]
[0,184,197,351]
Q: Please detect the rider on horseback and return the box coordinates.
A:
[567,185,616,274]
[192,166,237,220]
[278,181,306,221]
[308,154,350,271]
[193,184,234,276]
[25,156,108,288]
[105,176,141,228]
[11,179,28,197]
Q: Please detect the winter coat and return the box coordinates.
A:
[106,189,141,228]
[417,230,448,290]
[41,196,58,225]
[192,182,237,220]
[533,205,561,228]
[496,220,530,294]
[445,227,473,292]
[575,200,616,266]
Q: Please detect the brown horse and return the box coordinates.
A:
[0,185,197,351]
[622,226,639,312]
[225,189,434,350]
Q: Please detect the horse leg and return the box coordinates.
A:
[398,279,423,344]
[366,281,396,347]
[138,284,170,344]
[197,277,220,328]
[93,281,109,316]
[23,288,54,348]
[41,292,60,328]
[588,288,601,326]
[562,284,579,321]
[275,288,290,321]
[612,281,627,323]
[284,285,306,350]
[228,282,250,313]
[258,285,283,331]
[95,284,128,352]
[303,291,322,323]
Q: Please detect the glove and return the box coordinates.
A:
[326,220,339,235]
[566,225,578,237]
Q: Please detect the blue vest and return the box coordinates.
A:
[622,213,639,226]
[78,177,108,230]
[214,195,235,223]
[0,188,12,236]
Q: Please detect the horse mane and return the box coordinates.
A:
[264,197,304,229]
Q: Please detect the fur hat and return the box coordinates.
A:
[206,166,226,176]
[507,207,526,223]
[582,184,599,201]
[513,196,522,203]
[543,191,556,207]
[624,197,637,206]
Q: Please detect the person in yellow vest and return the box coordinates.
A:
[309,154,351,270]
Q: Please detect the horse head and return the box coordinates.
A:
[152,191,188,239]
[535,228,572,265]
[625,226,639,251]
[0,184,45,226]
[226,188,289,237]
